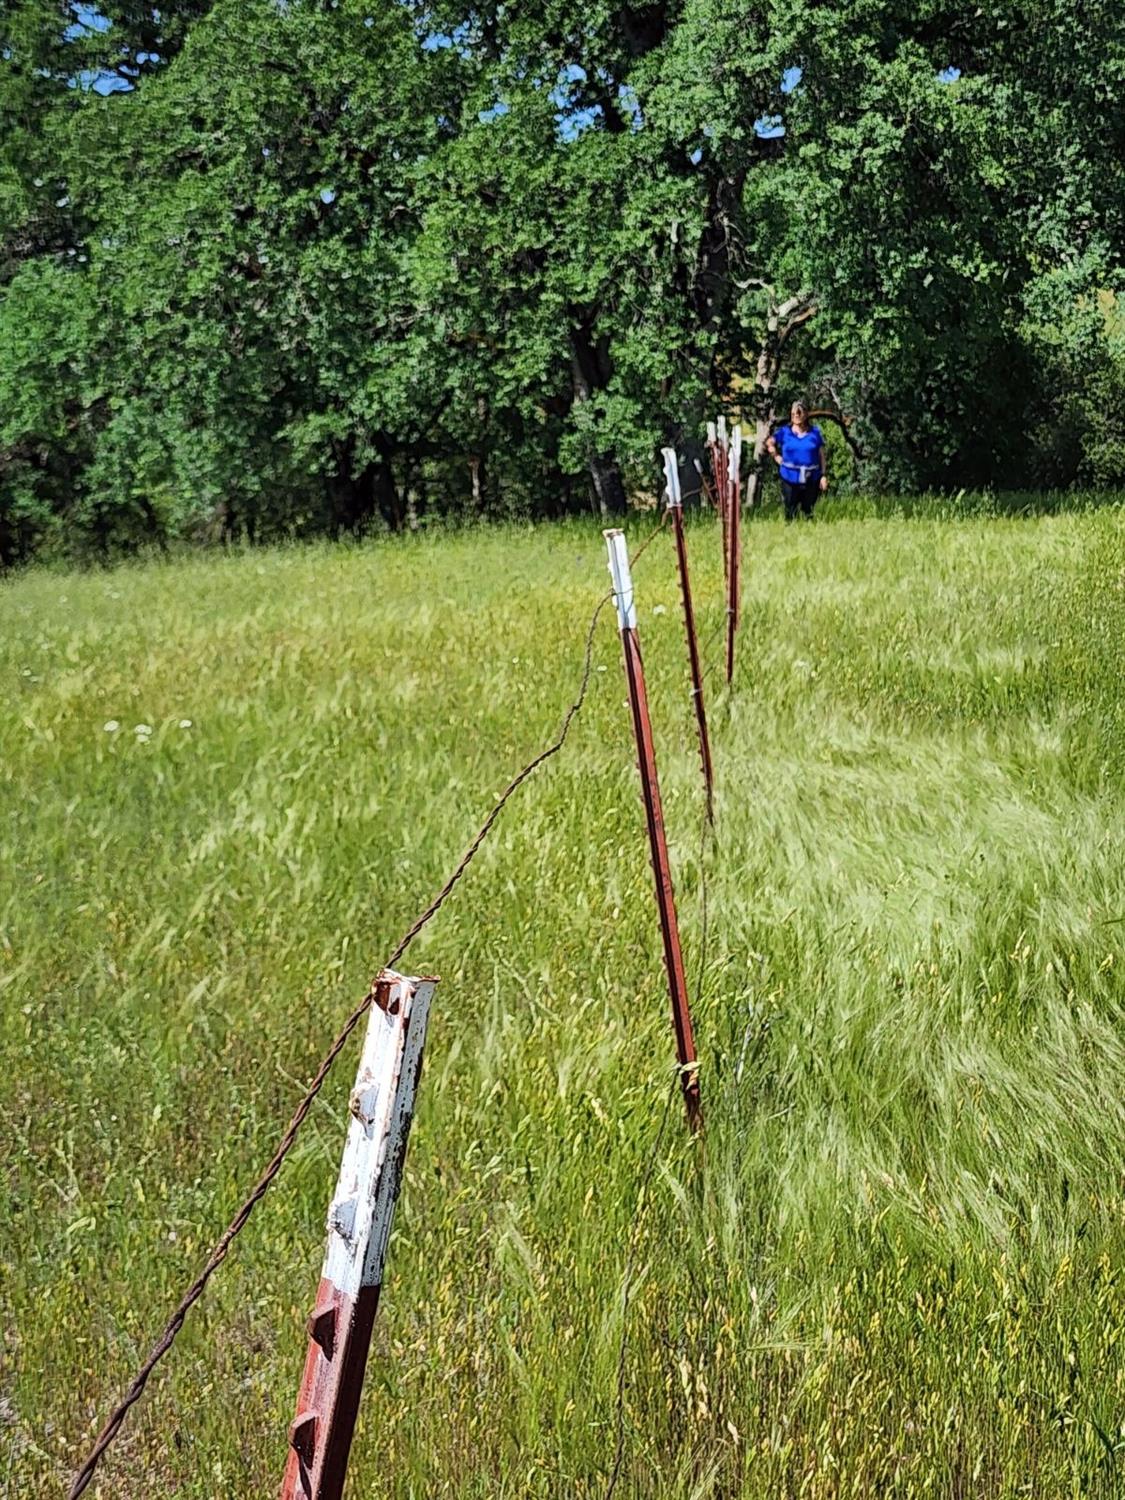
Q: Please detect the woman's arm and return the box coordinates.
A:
[818,434,829,492]
[766,433,783,466]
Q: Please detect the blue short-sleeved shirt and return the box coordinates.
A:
[774,424,824,483]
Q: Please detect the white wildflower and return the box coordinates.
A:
[179,718,193,729]
[103,720,120,733]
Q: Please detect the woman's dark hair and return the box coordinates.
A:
[791,398,810,417]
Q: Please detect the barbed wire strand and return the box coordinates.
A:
[627,507,669,568]
[68,517,668,1500]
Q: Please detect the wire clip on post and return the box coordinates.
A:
[281,970,438,1500]
[604,529,703,1134]
[662,449,714,822]
[725,424,743,686]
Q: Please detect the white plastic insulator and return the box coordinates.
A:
[604,529,637,632]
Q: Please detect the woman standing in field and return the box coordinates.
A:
[766,400,828,521]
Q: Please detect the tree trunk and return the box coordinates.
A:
[329,436,377,534]
[469,394,489,512]
[371,434,404,530]
[570,321,627,517]
[746,337,779,514]
[744,290,817,512]
[588,451,628,517]
[469,455,483,510]
[374,460,402,530]
[407,465,424,531]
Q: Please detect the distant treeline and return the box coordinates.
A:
[2,0,1123,564]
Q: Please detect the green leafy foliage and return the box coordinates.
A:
[1,0,1123,561]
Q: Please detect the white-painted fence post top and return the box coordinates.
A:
[706,421,717,445]
[321,969,436,1301]
[728,424,743,482]
[661,448,682,508]
[282,966,438,1500]
[717,415,728,445]
[603,529,637,632]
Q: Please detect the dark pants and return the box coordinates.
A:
[781,478,819,521]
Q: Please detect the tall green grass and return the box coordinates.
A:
[2,503,1123,1497]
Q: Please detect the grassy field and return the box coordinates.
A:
[2,498,1125,1498]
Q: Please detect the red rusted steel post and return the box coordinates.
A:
[725,424,743,686]
[604,529,703,1134]
[281,970,438,1500]
[663,449,714,823]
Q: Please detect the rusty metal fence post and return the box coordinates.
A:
[725,424,742,686]
[604,529,702,1134]
[662,449,714,823]
[281,970,438,1500]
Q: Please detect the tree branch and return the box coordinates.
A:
[810,407,866,463]
[776,299,818,351]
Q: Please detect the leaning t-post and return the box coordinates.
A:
[725,424,743,685]
[603,529,703,1134]
[281,970,438,1500]
[663,449,714,823]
